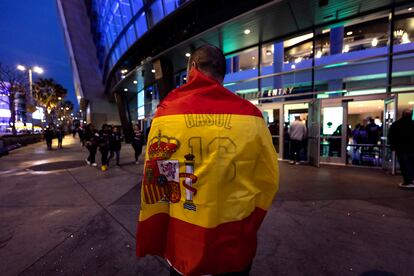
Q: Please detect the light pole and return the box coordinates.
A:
[17,65,44,102]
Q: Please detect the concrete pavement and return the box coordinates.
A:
[0,136,413,276]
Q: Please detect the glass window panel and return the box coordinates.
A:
[119,36,128,55]
[135,12,148,37]
[119,0,132,25]
[130,0,144,14]
[126,23,136,45]
[314,12,389,97]
[138,90,145,107]
[392,6,414,89]
[148,0,164,27]
[163,0,177,15]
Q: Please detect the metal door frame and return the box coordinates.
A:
[320,98,347,165]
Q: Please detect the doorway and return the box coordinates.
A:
[284,103,309,161]
[347,99,384,167]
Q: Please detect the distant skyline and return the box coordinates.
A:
[0,0,77,108]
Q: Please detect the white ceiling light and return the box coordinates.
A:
[346,31,353,36]
[185,53,191,57]
[371,38,378,47]
[409,7,412,11]
[294,57,302,63]
[243,29,251,35]
[133,80,138,84]
[291,64,296,69]
[284,33,313,48]
[124,88,128,92]
[151,69,156,73]
[251,56,256,60]
[266,50,272,56]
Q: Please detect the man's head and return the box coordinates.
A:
[186,44,226,84]
[295,115,301,121]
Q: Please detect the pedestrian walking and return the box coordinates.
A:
[56,127,64,149]
[84,124,98,167]
[44,126,54,150]
[388,109,414,189]
[136,45,279,276]
[288,115,307,164]
[131,124,143,164]
[98,124,110,171]
[78,126,85,146]
[108,126,123,166]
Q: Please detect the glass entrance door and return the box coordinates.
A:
[320,103,346,164]
[263,107,282,157]
[308,99,320,167]
[383,97,397,172]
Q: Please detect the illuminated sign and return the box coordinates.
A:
[0,108,11,118]
[32,107,45,120]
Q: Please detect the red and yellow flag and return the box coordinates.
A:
[136,69,279,275]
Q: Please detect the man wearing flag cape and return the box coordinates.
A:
[136,44,279,275]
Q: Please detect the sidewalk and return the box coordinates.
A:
[0,136,413,275]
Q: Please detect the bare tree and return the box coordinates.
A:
[0,63,27,135]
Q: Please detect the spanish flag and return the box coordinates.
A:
[136,68,279,275]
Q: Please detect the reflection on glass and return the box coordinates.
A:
[135,13,148,37]
[148,0,165,27]
[321,107,343,158]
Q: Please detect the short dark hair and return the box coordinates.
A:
[189,45,226,80]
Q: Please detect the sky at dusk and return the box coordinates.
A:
[0,0,77,108]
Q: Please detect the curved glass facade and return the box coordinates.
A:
[91,0,189,74]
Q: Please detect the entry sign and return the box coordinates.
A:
[153,59,163,80]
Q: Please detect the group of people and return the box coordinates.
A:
[43,126,65,150]
[82,123,144,171]
[350,117,382,165]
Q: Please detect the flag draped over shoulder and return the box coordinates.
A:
[136,69,279,276]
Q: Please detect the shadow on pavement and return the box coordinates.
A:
[28,160,86,171]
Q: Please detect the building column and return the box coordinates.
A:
[114,92,133,143]
[328,26,344,92]
[225,58,232,74]
[273,42,284,91]
[232,56,239,73]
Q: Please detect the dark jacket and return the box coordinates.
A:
[56,130,64,140]
[44,129,54,141]
[109,132,123,151]
[84,128,98,146]
[388,116,414,152]
[366,122,381,145]
[98,130,110,149]
[132,129,144,145]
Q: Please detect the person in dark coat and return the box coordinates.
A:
[56,127,64,149]
[131,124,144,164]
[108,126,123,166]
[78,126,85,146]
[44,127,54,150]
[366,117,381,145]
[388,109,414,189]
[84,124,98,167]
[98,124,111,171]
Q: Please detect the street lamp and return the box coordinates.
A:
[17,64,44,101]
